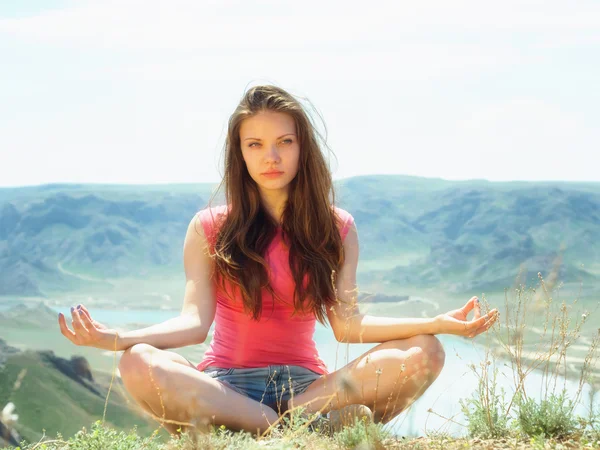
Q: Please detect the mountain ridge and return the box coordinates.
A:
[1,175,598,298]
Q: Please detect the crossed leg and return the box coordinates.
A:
[117,335,445,436]
[290,334,446,423]
[117,344,279,435]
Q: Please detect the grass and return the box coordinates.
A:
[2,418,395,450]
[3,416,600,449]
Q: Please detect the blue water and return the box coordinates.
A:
[50,306,600,437]
[52,306,179,326]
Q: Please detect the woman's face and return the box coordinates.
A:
[239,110,300,195]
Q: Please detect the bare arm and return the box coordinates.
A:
[59,212,217,352]
[117,213,217,350]
[116,314,207,351]
[326,224,498,343]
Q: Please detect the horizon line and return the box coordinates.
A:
[1,173,599,190]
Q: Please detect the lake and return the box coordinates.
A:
[51,306,599,437]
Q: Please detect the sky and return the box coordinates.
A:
[1,0,599,187]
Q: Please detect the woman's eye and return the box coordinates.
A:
[248,140,292,148]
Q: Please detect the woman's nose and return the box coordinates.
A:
[265,144,281,162]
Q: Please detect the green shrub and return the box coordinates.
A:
[579,400,600,446]
[2,421,165,450]
[459,368,510,439]
[516,390,578,439]
[333,418,388,450]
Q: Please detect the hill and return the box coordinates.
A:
[0,341,162,447]
[0,302,60,330]
[1,175,598,301]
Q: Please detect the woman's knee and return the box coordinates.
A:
[389,335,444,378]
[118,343,161,379]
[410,335,445,376]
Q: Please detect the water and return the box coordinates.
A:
[52,306,179,327]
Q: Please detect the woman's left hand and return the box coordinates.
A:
[434,296,498,338]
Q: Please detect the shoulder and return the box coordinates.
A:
[197,204,229,223]
[196,204,230,247]
[332,206,355,241]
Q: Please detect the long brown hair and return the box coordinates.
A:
[207,85,345,324]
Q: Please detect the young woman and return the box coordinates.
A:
[58,85,499,436]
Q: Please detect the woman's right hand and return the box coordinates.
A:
[58,304,121,351]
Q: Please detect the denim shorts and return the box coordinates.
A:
[203,364,321,408]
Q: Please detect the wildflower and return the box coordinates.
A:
[375,368,383,375]
[1,402,18,426]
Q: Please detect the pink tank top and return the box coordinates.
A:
[196,205,354,375]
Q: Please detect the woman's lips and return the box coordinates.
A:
[262,171,284,178]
